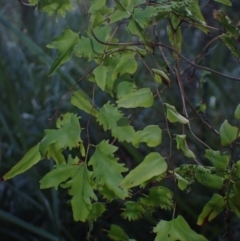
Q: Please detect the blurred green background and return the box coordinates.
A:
[1,0,240,240]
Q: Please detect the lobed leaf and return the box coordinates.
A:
[38,0,73,17]
[121,201,145,221]
[47,28,80,75]
[39,113,83,156]
[61,163,97,222]
[153,215,208,241]
[89,140,128,199]
[140,186,173,210]
[205,149,229,171]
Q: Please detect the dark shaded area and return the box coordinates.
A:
[1,0,240,240]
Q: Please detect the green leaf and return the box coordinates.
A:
[228,181,240,216]
[168,13,182,57]
[89,140,128,199]
[47,28,80,75]
[46,144,65,164]
[97,102,135,142]
[205,149,229,171]
[121,201,145,221]
[234,104,240,119]
[87,202,106,221]
[132,125,162,148]
[61,163,97,222]
[107,225,129,241]
[89,0,106,13]
[39,164,78,190]
[164,103,189,124]
[174,173,190,191]
[98,185,118,202]
[175,134,196,159]
[195,173,223,189]
[74,26,111,60]
[120,152,167,189]
[140,186,173,210]
[71,90,98,117]
[116,81,137,99]
[3,144,43,180]
[197,194,226,225]
[213,0,232,6]
[112,53,138,81]
[219,120,238,146]
[39,113,83,155]
[117,88,154,108]
[152,68,171,86]
[133,6,158,28]
[93,65,109,91]
[153,215,208,241]
[109,9,130,24]
[220,34,240,59]
[29,0,38,5]
[38,0,73,17]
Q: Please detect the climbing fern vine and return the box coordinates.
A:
[4,0,240,240]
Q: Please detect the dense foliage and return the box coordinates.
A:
[2,0,240,240]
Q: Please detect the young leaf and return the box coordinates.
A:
[121,201,145,221]
[107,225,129,241]
[39,113,83,155]
[61,163,97,222]
[39,164,78,190]
[174,173,190,191]
[89,140,128,199]
[132,125,162,148]
[3,144,43,180]
[140,186,173,210]
[120,152,167,189]
[47,28,80,75]
[152,68,170,86]
[87,202,106,221]
[164,103,189,124]
[234,104,240,119]
[153,215,208,241]
[195,173,223,189]
[117,88,154,108]
[175,134,196,159]
[205,149,229,171]
[93,65,109,91]
[38,0,73,17]
[197,194,226,226]
[219,120,238,146]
